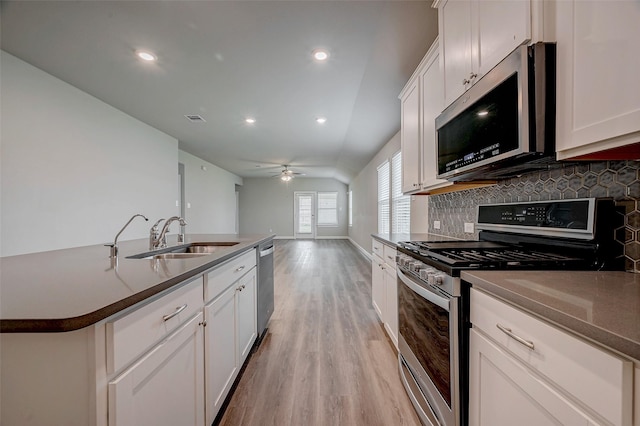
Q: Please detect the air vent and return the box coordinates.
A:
[185,114,206,123]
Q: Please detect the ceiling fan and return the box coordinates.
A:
[273,165,305,181]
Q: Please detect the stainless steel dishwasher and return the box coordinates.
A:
[256,239,274,343]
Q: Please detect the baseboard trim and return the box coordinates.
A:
[315,236,349,240]
[348,237,372,261]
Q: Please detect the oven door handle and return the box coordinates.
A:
[397,268,450,312]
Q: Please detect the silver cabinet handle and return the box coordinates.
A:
[496,324,535,350]
[163,304,187,322]
[387,255,394,261]
[235,265,246,273]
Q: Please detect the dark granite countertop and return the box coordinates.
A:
[462,270,640,362]
[0,233,274,333]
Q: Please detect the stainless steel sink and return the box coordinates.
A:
[146,252,211,260]
[170,242,239,254]
[127,242,240,260]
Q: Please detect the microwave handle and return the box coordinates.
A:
[397,268,450,312]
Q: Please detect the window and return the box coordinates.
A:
[377,153,410,235]
[348,190,353,227]
[377,161,390,234]
[392,151,410,234]
[317,192,338,226]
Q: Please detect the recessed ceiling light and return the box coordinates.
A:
[477,111,489,117]
[245,118,256,124]
[316,117,327,124]
[312,49,329,62]
[136,50,157,62]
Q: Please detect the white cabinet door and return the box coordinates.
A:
[472,0,531,77]
[371,254,385,321]
[236,267,257,364]
[204,285,237,425]
[108,313,205,426]
[555,0,640,159]
[439,0,532,108]
[204,266,257,425]
[420,44,449,191]
[440,0,473,106]
[401,78,422,193]
[469,328,598,426]
[383,265,398,349]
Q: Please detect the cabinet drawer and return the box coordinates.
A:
[383,244,397,270]
[372,239,384,258]
[205,249,256,303]
[470,288,632,425]
[107,277,203,375]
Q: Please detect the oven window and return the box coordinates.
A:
[399,279,451,407]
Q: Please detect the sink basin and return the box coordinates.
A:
[145,252,211,260]
[170,242,239,254]
[127,242,240,260]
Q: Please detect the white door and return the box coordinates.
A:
[294,192,316,239]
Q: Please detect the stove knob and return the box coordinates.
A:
[409,261,422,272]
[429,273,445,286]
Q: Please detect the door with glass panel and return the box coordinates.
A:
[294,192,316,239]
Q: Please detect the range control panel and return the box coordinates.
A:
[478,199,591,230]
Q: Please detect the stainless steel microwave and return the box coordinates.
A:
[435,42,556,181]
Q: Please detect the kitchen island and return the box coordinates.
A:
[0,233,273,426]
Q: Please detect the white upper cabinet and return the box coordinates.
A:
[399,39,451,195]
[554,0,640,159]
[419,44,448,191]
[400,78,422,193]
[437,0,534,108]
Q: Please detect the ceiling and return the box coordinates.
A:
[1,1,437,184]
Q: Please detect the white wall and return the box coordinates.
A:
[0,51,243,256]
[179,150,242,234]
[238,178,348,238]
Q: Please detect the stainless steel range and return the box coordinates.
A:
[396,198,622,426]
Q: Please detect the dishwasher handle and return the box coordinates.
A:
[259,245,274,257]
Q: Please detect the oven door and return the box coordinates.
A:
[397,268,459,426]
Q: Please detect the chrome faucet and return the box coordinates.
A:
[151,216,187,249]
[149,218,164,250]
[108,213,149,258]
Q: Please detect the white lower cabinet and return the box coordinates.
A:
[371,238,398,349]
[372,253,385,319]
[204,265,257,425]
[383,264,398,348]
[470,288,633,426]
[469,328,598,426]
[108,313,205,426]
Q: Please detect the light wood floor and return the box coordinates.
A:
[218,239,421,426]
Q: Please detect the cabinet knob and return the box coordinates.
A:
[469,72,478,80]
[462,78,470,85]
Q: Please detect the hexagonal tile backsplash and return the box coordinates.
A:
[427,160,640,273]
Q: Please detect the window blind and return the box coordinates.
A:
[392,151,410,234]
[377,161,390,234]
[317,192,338,226]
